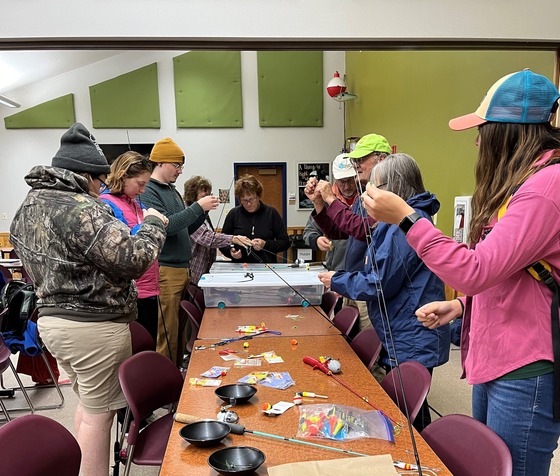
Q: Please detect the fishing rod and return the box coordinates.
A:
[353,163,425,476]
[193,329,282,351]
[303,356,400,429]
[172,413,439,473]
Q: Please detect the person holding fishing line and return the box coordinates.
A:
[362,69,560,476]
[220,175,290,263]
[318,153,450,432]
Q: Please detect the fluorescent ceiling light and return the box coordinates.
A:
[0,94,20,108]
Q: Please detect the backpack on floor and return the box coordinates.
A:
[0,280,37,336]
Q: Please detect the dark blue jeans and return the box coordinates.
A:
[473,374,560,476]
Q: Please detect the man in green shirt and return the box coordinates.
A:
[141,138,219,366]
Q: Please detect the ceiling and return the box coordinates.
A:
[0,50,122,95]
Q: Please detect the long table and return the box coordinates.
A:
[198,306,341,340]
[160,334,451,475]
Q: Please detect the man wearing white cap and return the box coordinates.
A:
[305,133,392,332]
[303,154,358,274]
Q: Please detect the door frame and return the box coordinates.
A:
[233,162,287,226]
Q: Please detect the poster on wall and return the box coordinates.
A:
[297,162,330,210]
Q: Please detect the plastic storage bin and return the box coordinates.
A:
[198,271,324,308]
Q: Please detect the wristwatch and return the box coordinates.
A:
[398,212,422,235]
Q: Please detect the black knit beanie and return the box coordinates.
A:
[51,123,110,176]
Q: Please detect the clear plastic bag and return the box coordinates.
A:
[296,404,394,442]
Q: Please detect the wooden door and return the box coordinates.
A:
[234,163,286,220]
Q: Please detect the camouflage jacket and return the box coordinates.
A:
[10,166,166,322]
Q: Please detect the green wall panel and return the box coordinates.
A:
[174,51,243,128]
[257,51,323,127]
[4,94,75,129]
[90,63,160,129]
[346,50,555,237]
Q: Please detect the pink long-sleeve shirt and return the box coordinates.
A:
[407,152,560,384]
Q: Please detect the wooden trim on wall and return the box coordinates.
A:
[0,232,11,248]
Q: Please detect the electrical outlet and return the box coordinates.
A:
[1,213,7,220]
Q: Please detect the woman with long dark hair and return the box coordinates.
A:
[363,70,560,476]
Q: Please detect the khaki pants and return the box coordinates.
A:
[343,297,371,331]
[157,266,190,366]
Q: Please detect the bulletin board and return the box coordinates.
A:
[297,162,330,210]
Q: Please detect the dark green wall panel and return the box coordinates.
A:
[90,63,160,129]
[174,51,243,128]
[257,51,323,127]
[4,94,75,129]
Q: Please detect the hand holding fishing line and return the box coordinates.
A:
[197,194,221,211]
[144,208,169,227]
[362,182,415,225]
[416,300,463,330]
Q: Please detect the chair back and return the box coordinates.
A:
[130,321,155,354]
[118,351,184,446]
[0,265,11,284]
[320,291,338,319]
[380,361,431,422]
[187,283,205,314]
[181,300,202,354]
[350,326,382,371]
[0,414,81,476]
[421,414,513,476]
[332,305,359,339]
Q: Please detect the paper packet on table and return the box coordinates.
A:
[297,404,394,442]
[201,366,229,378]
[188,378,222,387]
[238,371,294,390]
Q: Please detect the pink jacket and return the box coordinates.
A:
[408,152,560,384]
[101,193,160,299]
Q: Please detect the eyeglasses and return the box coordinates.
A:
[170,163,184,170]
[337,178,355,186]
[240,197,258,205]
[376,182,388,190]
[350,153,386,165]
[94,176,108,192]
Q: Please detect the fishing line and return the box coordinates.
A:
[356,161,426,475]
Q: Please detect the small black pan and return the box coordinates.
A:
[208,446,266,475]
[215,384,257,405]
[179,420,231,447]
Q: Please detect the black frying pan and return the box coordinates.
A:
[179,420,231,447]
[215,384,257,405]
[208,446,266,475]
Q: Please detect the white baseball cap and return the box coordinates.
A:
[332,154,356,180]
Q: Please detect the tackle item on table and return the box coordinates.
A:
[296,404,395,442]
[237,371,295,390]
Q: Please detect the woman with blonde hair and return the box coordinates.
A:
[101,151,160,344]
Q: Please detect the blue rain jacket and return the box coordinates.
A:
[331,192,451,369]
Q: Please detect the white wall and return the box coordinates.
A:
[0,51,346,232]
[3,0,560,43]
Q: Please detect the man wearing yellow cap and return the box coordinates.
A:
[141,138,220,366]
